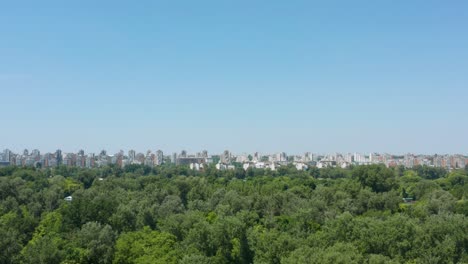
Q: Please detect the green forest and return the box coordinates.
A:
[0,164,467,264]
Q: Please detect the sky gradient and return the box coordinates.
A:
[1,0,467,155]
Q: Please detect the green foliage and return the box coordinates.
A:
[113,227,179,264]
[413,165,447,179]
[319,167,350,179]
[20,233,65,264]
[352,165,396,192]
[20,211,65,263]
[70,221,116,264]
[0,164,467,263]
[248,225,300,264]
[0,225,22,264]
[282,242,364,264]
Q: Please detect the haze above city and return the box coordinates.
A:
[1,1,467,154]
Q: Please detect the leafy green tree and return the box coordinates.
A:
[61,187,119,229]
[69,222,116,264]
[413,165,447,179]
[409,213,468,263]
[366,254,399,264]
[113,227,180,264]
[16,211,64,263]
[21,234,65,264]
[110,202,138,232]
[282,243,364,264]
[179,254,213,264]
[352,165,396,193]
[425,189,456,214]
[0,226,22,264]
[247,225,300,264]
[455,199,468,215]
[320,167,349,179]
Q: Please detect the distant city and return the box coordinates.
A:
[1,148,467,171]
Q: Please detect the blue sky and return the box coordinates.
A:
[1,0,467,154]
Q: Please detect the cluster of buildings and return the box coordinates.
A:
[312,153,467,170]
[0,148,164,168]
[0,148,467,171]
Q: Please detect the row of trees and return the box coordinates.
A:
[0,164,467,263]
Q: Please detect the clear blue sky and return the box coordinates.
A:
[1,0,467,155]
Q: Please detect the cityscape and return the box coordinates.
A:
[2,1,468,262]
[1,148,467,171]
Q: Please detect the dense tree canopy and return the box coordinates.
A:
[0,164,467,263]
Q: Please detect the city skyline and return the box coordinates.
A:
[1,1,468,153]
[0,147,467,157]
[2,147,467,170]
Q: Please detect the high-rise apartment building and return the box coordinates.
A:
[128,150,136,161]
[221,150,231,163]
[3,149,11,162]
[56,149,63,165]
[155,150,164,165]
